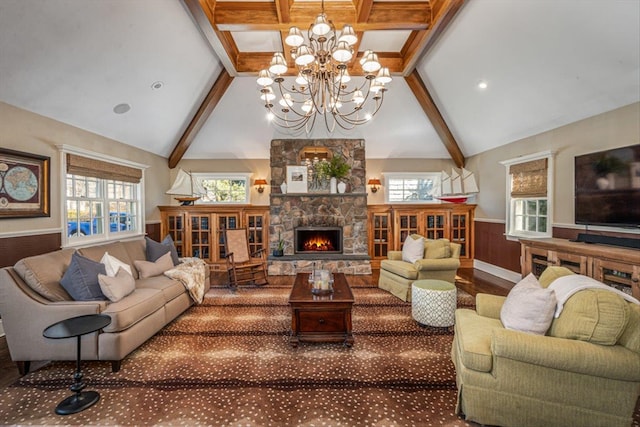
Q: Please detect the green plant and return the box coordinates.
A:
[276,231,284,251]
[322,154,351,179]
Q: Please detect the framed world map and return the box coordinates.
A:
[0,148,50,218]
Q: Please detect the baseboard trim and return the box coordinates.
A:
[473,260,521,283]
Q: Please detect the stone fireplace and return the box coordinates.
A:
[268,139,371,275]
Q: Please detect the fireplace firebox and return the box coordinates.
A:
[295,227,343,254]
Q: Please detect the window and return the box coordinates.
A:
[62,147,146,245]
[193,173,251,204]
[501,151,554,239]
[384,172,441,203]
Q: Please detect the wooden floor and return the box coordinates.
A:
[0,267,513,388]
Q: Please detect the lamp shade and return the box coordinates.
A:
[367,178,382,186]
[254,179,268,186]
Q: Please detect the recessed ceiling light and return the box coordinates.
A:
[113,103,131,114]
[477,80,488,90]
[151,81,164,90]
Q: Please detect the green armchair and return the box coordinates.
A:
[378,236,461,301]
[452,266,640,427]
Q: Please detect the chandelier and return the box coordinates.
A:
[256,1,392,133]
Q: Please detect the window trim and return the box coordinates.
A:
[58,145,148,247]
[382,172,442,204]
[500,150,555,240]
[192,172,252,204]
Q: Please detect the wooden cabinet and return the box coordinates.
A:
[367,204,475,268]
[159,206,268,271]
[520,238,639,299]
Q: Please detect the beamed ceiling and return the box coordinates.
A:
[0,0,638,166]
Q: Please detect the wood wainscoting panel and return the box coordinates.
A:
[145,222,161,242]
[0,233,61,268]
[474,220,521,273]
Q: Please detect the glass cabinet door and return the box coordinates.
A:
[396,213,419,249]
[450,212,468,256]
[217,214,240,260]
[371,212,391,259]
[424,212,447,240]
[166,213,185,257]
[246,213,267,259]
[190,214,211,261]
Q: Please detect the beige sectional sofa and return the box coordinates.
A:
[452,266,640,427]
[0,239,210,375]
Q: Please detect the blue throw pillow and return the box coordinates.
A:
[60,252,107,301]
[145,236,179,266]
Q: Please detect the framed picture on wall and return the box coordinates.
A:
[287,165,308,193]
[0,148,50,218]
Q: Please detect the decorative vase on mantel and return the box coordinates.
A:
[337,181,347,194]
[330,177,337,194]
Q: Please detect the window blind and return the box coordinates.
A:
[66,154,142,183]
[509,158,547,197]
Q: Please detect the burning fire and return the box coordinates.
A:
[302,236,336,252]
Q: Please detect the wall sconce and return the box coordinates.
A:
[254,179,268,193]
[367,178,382,193]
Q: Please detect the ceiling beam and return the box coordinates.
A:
[405,70,465,168]
[168,70,234,168]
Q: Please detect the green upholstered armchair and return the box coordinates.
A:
[378,236,461,302]
[452,266,640,427]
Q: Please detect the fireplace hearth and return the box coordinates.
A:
[295,227,342,254]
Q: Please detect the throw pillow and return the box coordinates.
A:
[548,289,630,345]
[145,236,180,266]
[59,252,107,301]
[424,239,451,259]
[98,267,136,303]
[500,273,556,335]
[134,252,174,279]
[100,251,133,277]
[402,235,424,263]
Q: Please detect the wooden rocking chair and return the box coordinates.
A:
[224,228,268,288]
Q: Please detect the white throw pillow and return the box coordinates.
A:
[402,235,424,263]
[500,273,557,335]
[100,251,133,277]
[98,267,135,303]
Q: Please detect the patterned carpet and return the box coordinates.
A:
[0,282,475,426]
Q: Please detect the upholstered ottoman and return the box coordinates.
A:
[411,280,457,327]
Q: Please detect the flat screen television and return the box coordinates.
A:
[574,144,640,228]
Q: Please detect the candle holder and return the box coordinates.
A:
[309,269,334,295]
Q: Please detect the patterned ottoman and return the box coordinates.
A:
[411,280,457,327]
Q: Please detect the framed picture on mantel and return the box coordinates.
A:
[0,148,50,218]
[287,165,308,193]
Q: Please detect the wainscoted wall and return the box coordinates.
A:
[474,220,521,273]
[0,223,162,268]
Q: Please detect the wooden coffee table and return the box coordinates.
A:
[288,272,355,347]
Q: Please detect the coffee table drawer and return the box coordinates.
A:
[298,310,346,332]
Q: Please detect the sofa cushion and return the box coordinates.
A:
[14,248,75,301]
[98,268,136,302]
[60,252,107,301]
[500,273,556,335]
[539,266,574,288]
[454,308,500,372]
[145,236,179,266]
[548,289,630,345]
[380,260,418,280]
[136,275,186,303]
[424,239,451,259]
[121,239,146,278]
[100,252,133,277]
[134,252,174,279]
[402,235,424,263]
[101,287,165,333]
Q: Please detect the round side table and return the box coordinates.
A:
[411,280,457,327]
[43,314,111,415]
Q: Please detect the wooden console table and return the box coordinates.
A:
[288,272,355,347]
[520,237,640,299]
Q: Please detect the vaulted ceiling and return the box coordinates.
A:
[0,0,638,166]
